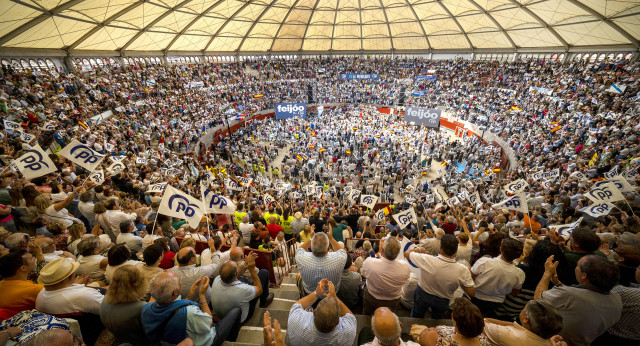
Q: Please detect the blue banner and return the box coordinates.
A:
[275,103,307,119]
[339,73,380,80]
[415,75,437,81]
[413,91,426,96]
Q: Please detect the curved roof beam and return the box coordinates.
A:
[377,0,394,50]
[119,0,195,52]
[402,0,431,51]
[299,0,322,52]
[265,0,302,52]
[329,0,341,50]
[0,0,86,46]
[465,0,517,49]
[565,0,639,48]
[237,0,281,52]
[203,0,260,52]
[507,0,568,49]
[162,0,228,52]
[66,0,147,52]
[433,0,473,50]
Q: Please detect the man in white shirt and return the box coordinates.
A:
[170,246,220,304]
[201,234,234,277]
[362,237,410,315]
[404,234,475,319]
[78,191,96,226]
[104,199,137,238]
[116,220,144,253]
[471,238,525,317]
[35,258,105,345]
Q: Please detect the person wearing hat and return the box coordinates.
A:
[291,211,309,238]
[35,258,103,316]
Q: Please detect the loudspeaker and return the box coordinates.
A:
[398,87,406,106]
[307,85,314,103]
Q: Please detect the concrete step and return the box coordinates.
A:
[236,326,287,344]
[245,308,291,329]
[222,342,261,346]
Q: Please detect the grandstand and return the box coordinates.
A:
[0,1,639,346]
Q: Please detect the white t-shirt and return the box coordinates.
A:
[471,256,525,303]
[409,253,474,300]
[105,260,141,284]
[36,284,104,315]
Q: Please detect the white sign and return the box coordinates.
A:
[492,193,528,214]
[59,139,105,172]
[13,144,57,179]
[158,185,204,228]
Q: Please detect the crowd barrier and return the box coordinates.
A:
[174,236,295,286]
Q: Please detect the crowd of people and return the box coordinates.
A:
[0,54,638,346]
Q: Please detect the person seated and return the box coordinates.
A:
[0,250,44,313]
[413,297,490,346]
[211,251,273,323]
[337,254,362,311]
[100,265,154,345]
[536,254,623,346]
[116,220,144,253]
[139,244,166,297]
[75,236,108,283]
[35,258,105,346]
[296,229,347,297]
[471,238,525,317]
[287,279,356,346]
[557,228,607,285]
[141,272,241,346]
[170,246,220,304]
[484,300,564,346]
[359,307,420,346]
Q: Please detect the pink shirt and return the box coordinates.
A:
[362,257,410,300]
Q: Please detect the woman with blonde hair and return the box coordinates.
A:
[299,224,313,243]
[99,265,152,345]
[66,223,87,255]
[34,184,87,227]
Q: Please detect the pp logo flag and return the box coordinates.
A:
[3,120,21,132]
[375,209,385,220]
[158,185,204,228]
[570,171,587,181]
[586,181,625,203]
[89,170,105,185]
[492,193,528,213]
[392,208,417,229]
[581,203,614,218]
[59,139,105,172]
[467,192,480,205]
[14,144,57,179]
[107,161,126,175]
[594,178,635,194]
[263,194,275,205]
[136,157,148,165]
[603,166,619,179]
[104,142,115,152]
[360,195,378,209]
[19,132,36,143]
[225,179,242,191]
[506,179,528,195]
[147,183,167,193]
[550,217,583,240]
[203,189,236,214]
[42,123,57,131]
[110,155,125,162]
[238,177,253,186]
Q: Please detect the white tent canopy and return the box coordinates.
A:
[0,0,638,54]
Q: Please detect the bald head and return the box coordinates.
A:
[21,329,74,346]
[372,307,402,346]
[176,247,196,266]
[220,261,238,284]
[230,247,244,261]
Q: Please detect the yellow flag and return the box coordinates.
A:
[589,153,598,166]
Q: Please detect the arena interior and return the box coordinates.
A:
[0,0,640,345]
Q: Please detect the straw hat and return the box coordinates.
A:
[294,212,303,220]
[37,258,80,285]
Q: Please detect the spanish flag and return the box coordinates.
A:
[550,121,559,125]
[510,106,522,112]
[250,136,254,140]
[306,127,311,131]
[78,121,88,130]
[551,125,562,133]
[589,152,598,166]
[345,150,351,155]
[253,94,263,98]
[353,127,358,131]
[441,161,447,166]
[310,131,316,136]
[383,206,392,215]
[376,135,381,138]
[319,148,326,153]
[296,155,303,161]
[310,145,315,149]
[421,171,427,176]
[492,168,501,173]
[485,169,492,175]
[328,162,333,166]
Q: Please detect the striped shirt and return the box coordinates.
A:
[296,248,347,294]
